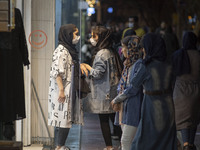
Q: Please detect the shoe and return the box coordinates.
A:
[103,148,114,150]
[183,145,190,150]
[57,146,70,150]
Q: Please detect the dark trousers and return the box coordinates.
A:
[181,126,197,145]
[99,113,122,146]
[54,127,70,146]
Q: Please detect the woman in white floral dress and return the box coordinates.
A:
[48,24,86,150]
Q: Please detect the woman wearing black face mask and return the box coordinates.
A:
[82,26,123,150]
[48,24,86,150]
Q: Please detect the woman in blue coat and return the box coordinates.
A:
[129,33,177,150]
[111,35,143,150]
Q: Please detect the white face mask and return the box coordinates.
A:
[72,35,80,44]
[90,38,97,46]
[129,22,134,28]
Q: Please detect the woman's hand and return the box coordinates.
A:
[82,63,92,72]
[58,89,66,103]
[80,63,89,76]
[111,100,120,112]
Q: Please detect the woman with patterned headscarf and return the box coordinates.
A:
[111,35,143,150]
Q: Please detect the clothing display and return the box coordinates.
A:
[0,8,30,121]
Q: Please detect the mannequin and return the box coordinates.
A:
[0,8,29,122]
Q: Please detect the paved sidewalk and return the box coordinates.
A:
[42,113,200,150]
[80,113,120,150]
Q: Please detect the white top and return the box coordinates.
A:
[48,44,73,128]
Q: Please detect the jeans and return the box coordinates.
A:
[121,124,137,150]
[54,127,70,147]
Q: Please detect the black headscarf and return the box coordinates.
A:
[123,28,136,39]
[172,31,197,76]
[58,24,80,90]
[91,26,113,60]
[92,26,123,77]
[58,24,79,61]
[142,33,167,65]
[95,26,113,53]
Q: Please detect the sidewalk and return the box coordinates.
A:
[80,113,200,150]
[42,113,200,150]
[80,113,120,150]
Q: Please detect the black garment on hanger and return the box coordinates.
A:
[0,8,30,121]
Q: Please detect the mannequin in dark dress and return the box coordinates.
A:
[0,8,30,140]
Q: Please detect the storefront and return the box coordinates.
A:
[0,0,91,148]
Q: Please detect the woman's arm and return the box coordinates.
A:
[51,49,69,103]
[83,56,107,79]
[90,57,106,79]
[112,60,146,104]
[56,75,66,103]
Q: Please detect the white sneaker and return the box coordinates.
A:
[103,148,114,150]
[59,146,70,150]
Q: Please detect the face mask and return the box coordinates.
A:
[72,35,80,44]
[90,38,97,46]
[129,22,134,28]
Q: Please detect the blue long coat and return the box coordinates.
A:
[113,59,143,127]
[130,59,177,150]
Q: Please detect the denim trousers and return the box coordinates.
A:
[54,127,70,146]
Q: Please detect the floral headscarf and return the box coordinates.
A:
[119,36,141,93]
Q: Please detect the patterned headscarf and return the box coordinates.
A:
[119,36,141,93]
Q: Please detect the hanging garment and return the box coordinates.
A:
[0,8,30,121]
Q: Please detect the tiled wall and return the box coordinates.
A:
[30,0,55,142]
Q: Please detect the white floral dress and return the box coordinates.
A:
[48,44,73,128]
